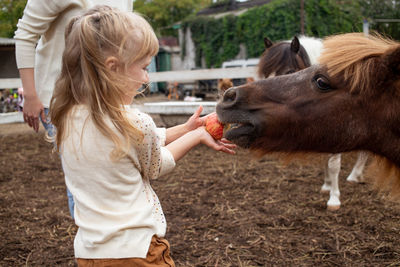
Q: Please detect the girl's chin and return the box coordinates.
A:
[122,95,134,105]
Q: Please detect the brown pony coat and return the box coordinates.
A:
[217,33,400,198]
[319,33,400,196]
[257,37,311,78]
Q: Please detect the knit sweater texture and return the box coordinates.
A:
[62,105,176,258]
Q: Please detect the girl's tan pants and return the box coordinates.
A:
[76,236,175,267]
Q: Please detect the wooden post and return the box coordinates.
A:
[300,0,305,35]
[363,19,369,36]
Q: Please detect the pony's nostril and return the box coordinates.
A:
[223,87,236,103]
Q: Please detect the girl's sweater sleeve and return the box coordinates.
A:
[156,127,176,177]
[127,108,175,180]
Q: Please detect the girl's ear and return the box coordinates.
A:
[105,56,119,72]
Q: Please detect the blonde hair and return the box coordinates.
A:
[50,5,159,160]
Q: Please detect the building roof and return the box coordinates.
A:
[197,0,273,16]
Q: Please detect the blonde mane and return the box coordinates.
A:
[319,33,399,93]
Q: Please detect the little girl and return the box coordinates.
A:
[49,5,235,266]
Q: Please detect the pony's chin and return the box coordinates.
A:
[224,124,255,148]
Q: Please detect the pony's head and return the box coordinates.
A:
[257,36,311,78]
[217,33,400,194]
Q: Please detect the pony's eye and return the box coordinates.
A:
[313,75,332,91]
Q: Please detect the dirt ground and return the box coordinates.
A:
[1,94,400,266]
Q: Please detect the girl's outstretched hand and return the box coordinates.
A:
[197,126,236,154]
[185,106,217,132]
[166,106,217,145]
[184,105,205,131]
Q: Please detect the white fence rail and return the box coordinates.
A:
[0,78,22,89]
[1,67,255,125]
[0,66,257,89]
[149,67,257,83]
[0,112,23,124]
[0,78,24,125]
[0,67,257,89]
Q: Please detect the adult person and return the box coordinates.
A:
[14,0,134,218]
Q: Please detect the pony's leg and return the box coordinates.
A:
[346,151,368,183]
[324,154,341,211]
[321,154,340,193]
[321,158,332,193]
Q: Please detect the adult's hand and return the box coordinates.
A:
[23,95,45,132]
[19,68,46,133]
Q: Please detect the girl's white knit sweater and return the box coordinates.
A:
[62,105,176,258]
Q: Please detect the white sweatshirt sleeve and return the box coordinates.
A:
[13,0,80,68]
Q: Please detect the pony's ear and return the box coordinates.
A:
[291,36,300,53]
[367,45,400,91]
[381,45,400,79]
[264,37,273,48]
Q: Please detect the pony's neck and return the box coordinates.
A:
[369,133,400,169]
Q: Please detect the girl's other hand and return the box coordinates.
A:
[166,125,236,162]
[197,126,236,155]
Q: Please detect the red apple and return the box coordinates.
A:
[205,113,224,140]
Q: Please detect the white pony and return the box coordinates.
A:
[258,35,369,210]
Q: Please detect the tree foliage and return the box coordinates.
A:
[133,0,211,37]
[181,0,400,68]
[0,0,210,38]
[1,0,398,57]
[304,0,362,36]
[0,0,27,38]
[359,0,400,39]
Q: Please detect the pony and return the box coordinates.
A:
[216,33,400,198]
[257,35,368,210]
[218,78,234,91]
[217,78,234,100]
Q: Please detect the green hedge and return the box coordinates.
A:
[181,0,364,68]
